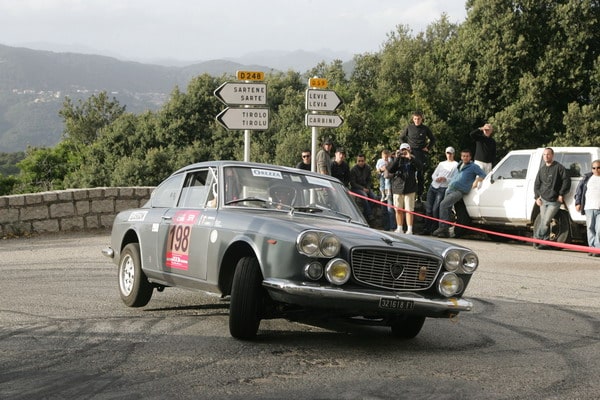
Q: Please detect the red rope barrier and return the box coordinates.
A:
[348,191,600,255]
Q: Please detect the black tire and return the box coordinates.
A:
[390,316,426,339]
[118,243,153,307]
[229,256,264,340]
[533,210,571,243]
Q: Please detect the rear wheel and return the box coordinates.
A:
[533,209,571,243]
[118,243,153,307]
[389,316,426,339]
[229,256,264,340]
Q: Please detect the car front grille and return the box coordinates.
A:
[351,248,441,291]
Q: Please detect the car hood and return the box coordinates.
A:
[240,210,457,256]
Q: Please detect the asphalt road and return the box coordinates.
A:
[1,232,599,399]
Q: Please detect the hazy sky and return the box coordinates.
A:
[0,0,468,62]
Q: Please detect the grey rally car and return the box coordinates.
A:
[103,161,479,339]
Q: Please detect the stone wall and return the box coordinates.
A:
[0,187,154,237]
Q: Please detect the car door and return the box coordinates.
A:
[156,167,217,284]
[466,153,532,222]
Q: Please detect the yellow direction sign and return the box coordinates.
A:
[308,77,328,89]
[236,71,264,81]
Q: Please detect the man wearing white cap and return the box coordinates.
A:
[420,146,459,235]
[386,143,422,234]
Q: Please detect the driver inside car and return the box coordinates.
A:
[268,184,297,209]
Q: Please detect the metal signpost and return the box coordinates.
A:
[304,77,344,172]
[214,71,268,162]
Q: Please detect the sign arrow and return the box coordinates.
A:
[305,89,343,112]
[216,107,270,131]
[305,113,344,128]
[214,82,268,106]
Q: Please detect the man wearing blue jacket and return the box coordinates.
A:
[432,149,486,238]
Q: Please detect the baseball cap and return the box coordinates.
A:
[445,146,455,154]
[399,143,411,151]
[323,138,333,145]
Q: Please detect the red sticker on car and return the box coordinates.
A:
[165,210,200,270]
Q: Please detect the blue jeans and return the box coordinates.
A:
[352,189,377,218]
[534,199,561,240]
[424,185,447,233]
[438,189,464,229]
[585,209,600,248]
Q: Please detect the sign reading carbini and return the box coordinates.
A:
[214,82,267,106]
[305,89,342,112]
[216,107,269,130]
[305,114,344,128]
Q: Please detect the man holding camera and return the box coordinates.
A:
[386,143,422,234]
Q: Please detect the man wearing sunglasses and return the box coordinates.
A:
[575,159,600,256]
[296,149,311,171]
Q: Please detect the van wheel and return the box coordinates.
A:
[533,210,571,243]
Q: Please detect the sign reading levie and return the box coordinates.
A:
[305,89,343,111]
[216,107,270,130]
[214,82,267,106]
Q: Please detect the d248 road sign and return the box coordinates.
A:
[216,107,269,131]
[214,82,267,106]
[305,89,342,112]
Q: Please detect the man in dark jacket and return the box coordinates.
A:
[330,148,350,187]
[386,143,422,234]
[400,110,435,200]
[469,123,496,174]
[533,148,571,249]
[350,154,376,221]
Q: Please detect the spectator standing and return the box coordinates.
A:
[400,110,436,200]
[432,150,486,238]
[421,147,458,235]
[350,154,377,222]
[330,147,350,187]
[469,123,496,174]
[316,138,333,175]
[295,149,311,171]
[386,143,422,234]
[532,148,571,249]
[376,149,392,201]
[575,159,600,256]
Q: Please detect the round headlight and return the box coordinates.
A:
[320,234,341,258]
[437,272,463,297]
[462,252,479,273]
[298,231,320,256]
[325,258,350,285]
[304,262,323,280]
[444,249,462,272]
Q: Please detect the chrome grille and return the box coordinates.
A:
[351,248,441,291]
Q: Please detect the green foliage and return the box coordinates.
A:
[2,0,599,194]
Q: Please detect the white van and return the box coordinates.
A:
[461,147,600,243]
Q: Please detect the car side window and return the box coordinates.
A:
[151,174,185,208]
[554,153,589,178]
[179,169,214,208]
[493,154,530,180]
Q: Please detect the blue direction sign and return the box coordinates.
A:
[214,82,267,106]
[216,107,270,131]
[305,113,344,128]
[305,89,342,112]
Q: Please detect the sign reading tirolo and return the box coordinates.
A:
[215,70,269,131]
[305,77,343,128]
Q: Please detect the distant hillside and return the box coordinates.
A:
[0,44,273,152]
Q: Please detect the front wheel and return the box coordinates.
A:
[389,316,426,339]
[229,256,264,340]
[118,243,153,307]
[533,209,571,243]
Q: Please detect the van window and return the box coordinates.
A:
[493,154,530,180]
[554,153,590,178]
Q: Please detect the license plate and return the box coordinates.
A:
[379,298,415,310]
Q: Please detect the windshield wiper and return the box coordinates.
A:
[225,197,270,206]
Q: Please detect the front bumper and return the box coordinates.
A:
[262,278,473,318]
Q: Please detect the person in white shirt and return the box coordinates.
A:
[420,147,458,235]
[575,159,600,256]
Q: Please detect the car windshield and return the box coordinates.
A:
[222,165,365,222]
